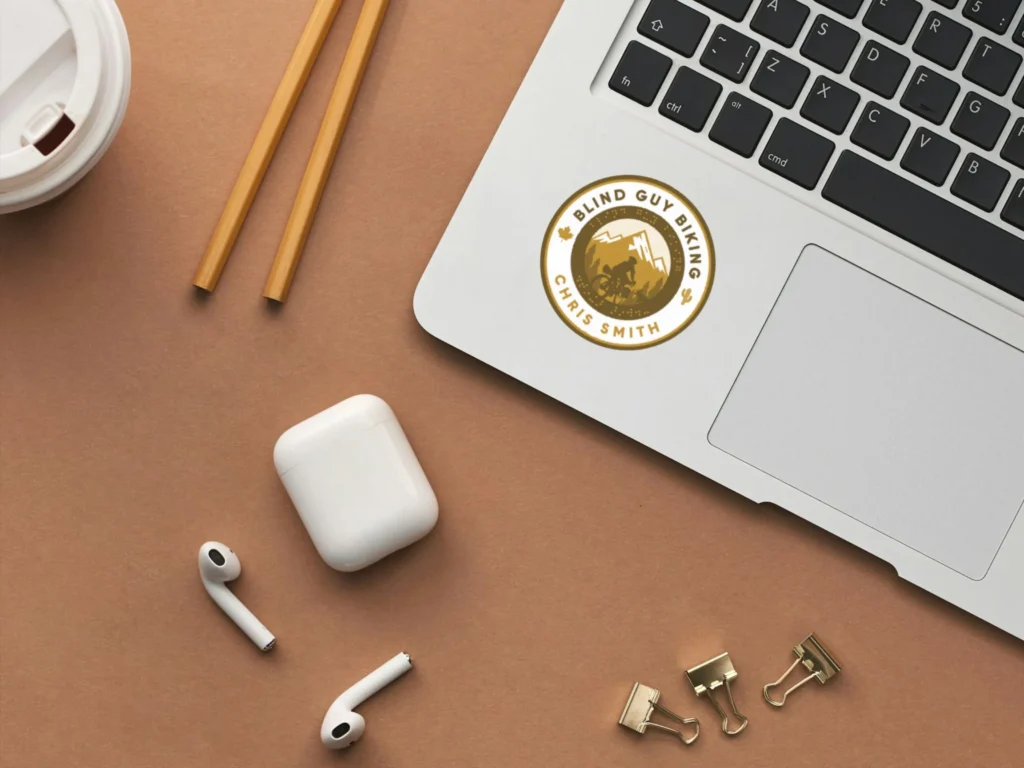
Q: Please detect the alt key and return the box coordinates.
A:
[710,92,773,157]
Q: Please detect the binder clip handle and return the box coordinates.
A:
[645,702,701,746]
[706,678,749,735]
[685,653,749,737]
[763,656,818,707]
[618,683,700,746]
[763,634,842,709]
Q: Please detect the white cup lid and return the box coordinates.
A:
[0,0,130,212]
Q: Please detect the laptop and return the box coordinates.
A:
[415,0,1024,638]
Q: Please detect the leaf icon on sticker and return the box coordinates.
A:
[558,226,573,241]
[681,288,693,305]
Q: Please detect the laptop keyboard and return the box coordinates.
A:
[608,0,1024,302]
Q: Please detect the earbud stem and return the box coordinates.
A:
[203,580,276,651]
[340,652,412,708]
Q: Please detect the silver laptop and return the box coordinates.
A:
[415,0,1024,638]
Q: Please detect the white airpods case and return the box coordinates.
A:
[273,395,438,572]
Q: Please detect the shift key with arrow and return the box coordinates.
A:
[639,0,711,57]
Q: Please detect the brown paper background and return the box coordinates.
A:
[1,1,1022,765]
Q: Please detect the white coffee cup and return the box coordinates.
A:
[0,0,131,214]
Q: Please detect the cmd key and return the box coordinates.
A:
[759,118,836,188]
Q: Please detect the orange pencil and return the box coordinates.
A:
[193,0,346,293]
[263,0,391,303]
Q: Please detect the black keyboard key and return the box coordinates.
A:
[1014,17,1024,47]
[951,153,1011,210]
[750,0,810,47]
[1015,79,1024,107]
[801,75,861,132]
[962,0,1021,34]
[659,67,724,130]
[710,92,774,156]
[759,117,836,188]
[1000,117,1024,168]
[913,12,972,69]
[818,0,865,17]
[950,92,1010,150]
[801,15,861,73]
[693,0,755,21]
[610,41,673,106]
[639,0,711,57]
[1001,179,1024,229]
[863,0,922,43]
[701,25,760,82]
[752,51,810,107]
[901,66,960,123]
[934,0,959,6]
[852,101,911,159]
[901,126,961,184]
[851,41,911,98]
[963,38,1022,95]
[824,151,1024,302]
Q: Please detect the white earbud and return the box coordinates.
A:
[321,652,413,749]
[198,541,276,652]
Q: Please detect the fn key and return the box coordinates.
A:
[759,118,836,189]
[610,41,672,106]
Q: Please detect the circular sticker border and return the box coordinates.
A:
[541,174,716,351]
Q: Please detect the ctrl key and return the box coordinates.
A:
[759,118,836,189]
[1000,179,1024,231]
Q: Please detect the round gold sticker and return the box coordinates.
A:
[541,176,714,350]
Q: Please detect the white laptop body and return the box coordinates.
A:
[415,0,1024,638]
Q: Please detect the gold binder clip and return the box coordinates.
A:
[618,682,700,746]
[763,633,841,708]
[685,652,749,736]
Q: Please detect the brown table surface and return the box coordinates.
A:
[2,1,1023,765]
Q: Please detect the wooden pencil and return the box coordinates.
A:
[193,0,347,293]
[263,0,391,303]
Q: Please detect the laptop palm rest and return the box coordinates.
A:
[709,245,1024,579]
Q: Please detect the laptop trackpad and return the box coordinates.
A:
[709,245,1024,579]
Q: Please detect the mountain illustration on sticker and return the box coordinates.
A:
[591,229,669,274]
[583,227,669,308]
